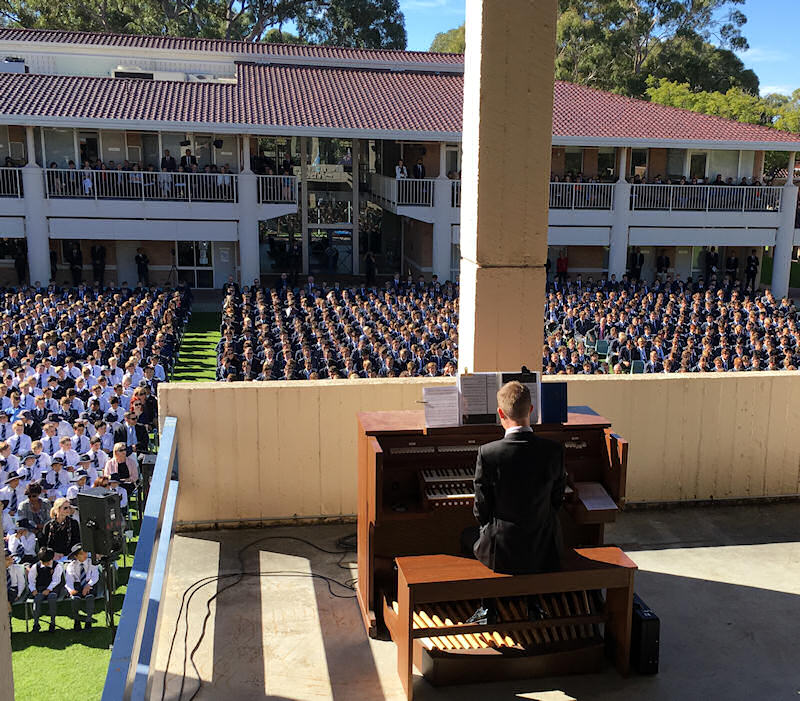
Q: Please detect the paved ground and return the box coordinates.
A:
[150,504,800,701]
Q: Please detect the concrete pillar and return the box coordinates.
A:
[300,137,310,275]
[458,0,556,373]
[241,135,252,173]
[771,151,797,298]
[237,171,260,286]
[352,139,360,275]
[608,147,630,280]
[432,141,454,282]
[0,562,12,701]
[24,126,50,285]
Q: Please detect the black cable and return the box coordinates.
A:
[160,533,358,701]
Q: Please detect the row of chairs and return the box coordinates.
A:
[582,337,645,373]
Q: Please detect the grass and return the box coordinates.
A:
[171,312,221,382]
[10,524,139,701]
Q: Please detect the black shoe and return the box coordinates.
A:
[73,620,81,631]
[32,622,40,633]
[48,621,56,633]
[84,620,93,631]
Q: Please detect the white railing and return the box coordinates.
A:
[549,182,615,210]
[397,177,434,206]
[451,180,461,208]
[43,169,239,202]
[258,174,298,204]
[369,173,397,205]
[0,167,22,198]
[630,184,783,212]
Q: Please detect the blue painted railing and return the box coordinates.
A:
[102,416,179,701]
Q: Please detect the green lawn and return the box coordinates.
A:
[171,312,221,382]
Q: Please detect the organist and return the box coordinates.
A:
[467,381,566,575]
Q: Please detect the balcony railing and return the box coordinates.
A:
[397,177,434,206]
[630,184,783,212]
[451,180,461,208]
[0,167,22,197]
[258,174,298,204]
[44,168,239,203]
[549,182,615,210]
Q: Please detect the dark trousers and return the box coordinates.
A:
[71,590,95,620]
[33,591,57,622]
[745,273,756,294]
[92,264,105,285]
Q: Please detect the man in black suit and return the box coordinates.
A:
[114,412,149,454]
[471,381,565,575]
[180,149,198,169]
[160,150,177,172]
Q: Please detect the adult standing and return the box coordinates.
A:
[556,249,568,285]
[135,248,150,286]
[68,243,83,286]
[395,159,408,179]
[744,249,759,294]
[90,243,106,286]
[160,149,177,172]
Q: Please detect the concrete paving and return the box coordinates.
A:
[149,504,800,701]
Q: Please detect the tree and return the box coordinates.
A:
[429,24,464,53]
[0,0,407,48]
[555,0,751,96]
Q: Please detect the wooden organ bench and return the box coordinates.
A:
[386,548,637,700]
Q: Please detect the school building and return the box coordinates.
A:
[1,27,800,294]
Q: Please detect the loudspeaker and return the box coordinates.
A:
[179,139,191,147]
[541,381,568,424]
[78,488,125,558]
[630,593,660,674]
[213,139,224,149]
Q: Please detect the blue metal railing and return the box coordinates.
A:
[102,416,179,701]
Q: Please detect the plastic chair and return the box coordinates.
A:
[631,360,645,374]
[595,339,610,360]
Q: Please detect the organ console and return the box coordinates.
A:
[356,406,632,692]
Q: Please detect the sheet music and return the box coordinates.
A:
[457,373,500,423]
[423,386,460,428]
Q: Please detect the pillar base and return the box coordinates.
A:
[458,259,545,373]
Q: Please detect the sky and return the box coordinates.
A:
[400,0,799,96]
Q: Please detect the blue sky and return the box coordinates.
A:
[400,0,798,96]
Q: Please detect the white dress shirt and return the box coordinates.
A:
[64,558,100,592]
[28,561,63,593]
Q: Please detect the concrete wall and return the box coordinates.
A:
[159,372,800,527]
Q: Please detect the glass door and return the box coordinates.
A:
[690,152,708,180]
[308,228,352,276]
[79,131,99,166]
[176,241,215,288]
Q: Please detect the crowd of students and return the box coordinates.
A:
[216,269,799,379]
[3,282,190,633]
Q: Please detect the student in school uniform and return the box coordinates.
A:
[95,420,116,454]
[86,437,108,483]
[7,519,37,565]
[70,421,92,455]
[66,470,90,501]
[0,412,11,442]
[28,547,63,632]
[27,445,50,482]
[5,548,27,621]
[64,543,99,631]
[40,420,62,456]
[0,471,26,516]
[54,435,80,468]
[42,456,71,500]
[9,421,33,457]
[106,473,128,509]
[1,502,14,536]
[0,443,20,475]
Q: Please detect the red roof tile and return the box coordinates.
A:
[1,62,800,146]
[0,27,462,67]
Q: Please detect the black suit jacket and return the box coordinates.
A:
[114,423,149,453]
[473,430,565,574]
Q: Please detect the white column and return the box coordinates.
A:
[771,151,797,298]
[352,138,360,275]
[300,137,310,275]
[608,147,630,280]
[432,141,455,281]
[26,126,36,165]
[241,135,251,173]
[73,128,80,166]
[439,141,447,178]
[23,126,50,285]
[237,171,260,286]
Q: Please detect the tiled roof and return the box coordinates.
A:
[0,27,462,66]
[1,62,800,146]
[553,81,800,144]
[237,63,462,132]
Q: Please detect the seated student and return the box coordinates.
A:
[7,518,37,565]
[42,456,70,500]
[8,420,32,457]
[28,547,63,633]
[0,470,25,516]
[87,437,109,481]
[16,482,51,537]
[64,543,99,631]
[5,548,26,619]
[106,473,128,509]
[40,421,62,456]
[70,421,91,455]
[24,448,48,483]
[103,444,139,498]
[66,469,90,501]
[0,443,20,475]
[1,500,14,536]
[54,435,80,468]
[41,497,81,561]
[95,419,115,454]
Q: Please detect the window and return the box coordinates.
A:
[565,149,583,176]
[666,149,687,180]
[598,149,616,180]
[176,241,214,288]
[630,149,648,179]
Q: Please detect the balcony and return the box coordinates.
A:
[451,179,461,208]
[550,182,615,210]
[0,167,22,197]
[369,173,435,207]
[630,184,782,212]
[44,168,239,202]
[257,174,299,204]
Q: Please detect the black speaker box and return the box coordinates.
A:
[630,593,660,674]
[78,488,125,559]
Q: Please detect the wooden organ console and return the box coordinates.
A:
[356,407,631,694]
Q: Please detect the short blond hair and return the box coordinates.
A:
[497,381,531,422]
